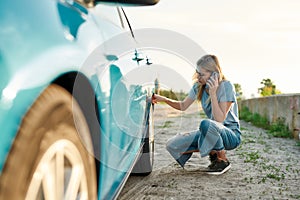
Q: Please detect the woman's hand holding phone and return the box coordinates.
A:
[206,72,219,95]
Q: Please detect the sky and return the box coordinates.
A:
[125,0,300,98]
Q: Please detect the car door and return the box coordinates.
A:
[85,4,152,198]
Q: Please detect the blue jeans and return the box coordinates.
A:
[166,119,241,168]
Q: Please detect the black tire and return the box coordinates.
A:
[131,103,154,176]
[0,84,97,200]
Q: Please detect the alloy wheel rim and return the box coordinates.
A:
[25,139,88,200]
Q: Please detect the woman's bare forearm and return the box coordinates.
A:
[153,94,194,111]
[164,98,185,111]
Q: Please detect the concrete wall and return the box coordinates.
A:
[239,94,300,139]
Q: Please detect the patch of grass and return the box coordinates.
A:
[244,151,261,164]
[290,194,300,199]
[266,173,285,181]
[240,107,269,129]
[239,106,292,138]
[242,138,256,144]
[257,138,267,145]
[237,147,286,184]
[239,106,253,122]
[199,111,206,118]
[257,163,286,183]
[237,150,261,165]
[252,113,269,129]
[268,117,292,138]
[240,126,248,131]
[161,120,174,128]
[262,147,270,153]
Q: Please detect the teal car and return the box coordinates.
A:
[0,0,158,199]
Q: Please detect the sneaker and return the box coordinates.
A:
[206,160,231,175]
[208,153,218,169]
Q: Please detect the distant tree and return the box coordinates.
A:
[234,83,243,100]
[168,89,177,100]
[258,78,281,96]
[159,89,188,101]
[176,90,188,101]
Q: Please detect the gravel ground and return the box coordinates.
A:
[119,103,300,200]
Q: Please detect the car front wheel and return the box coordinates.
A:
[0,84,97,200]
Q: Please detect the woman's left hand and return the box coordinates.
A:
[206,73,219,96]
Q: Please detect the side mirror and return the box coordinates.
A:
[95,0,159,6]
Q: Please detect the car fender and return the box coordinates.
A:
[0,44,101,172]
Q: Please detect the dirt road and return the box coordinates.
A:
[119,103,300,200]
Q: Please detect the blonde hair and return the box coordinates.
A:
[192,54,226,101]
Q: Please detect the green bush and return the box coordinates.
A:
[240,107,253,122]
[252,113,269,129]
[239,106,292,138]
[269,117,291,138]
[239,107,269,128]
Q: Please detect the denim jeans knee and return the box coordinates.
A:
[198,119,241,157]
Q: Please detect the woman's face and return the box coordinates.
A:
[196,67,212,85]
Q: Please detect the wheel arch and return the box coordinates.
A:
[52,72,101,184]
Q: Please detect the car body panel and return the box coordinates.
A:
[0,0,151,198]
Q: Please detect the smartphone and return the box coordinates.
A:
[209,72,219,81]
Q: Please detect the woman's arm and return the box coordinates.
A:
[206,75,233,122]
[152,94,195,111]
[210,95,232,122]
